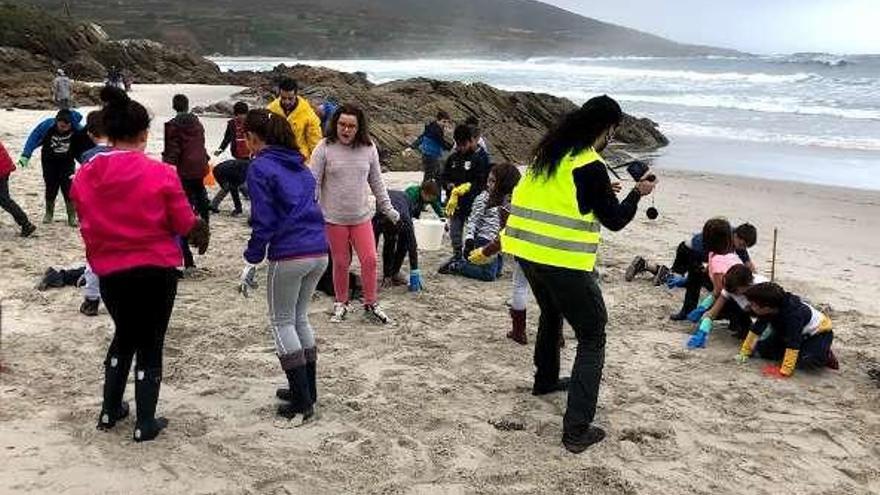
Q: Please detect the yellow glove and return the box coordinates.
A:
[444,182,472,217]
[468,248,493,265]
[780,348,799,377]
[739,331,759,358]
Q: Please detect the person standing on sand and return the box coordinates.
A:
[237,109,328,421]
[310,104,400,325]
[267,78,323,161]
[163,94,211,272]
[501,95,657,453]
[405,110,453,183]
[52,69,72,110]
[211,102,252,216]
[71,90,210,442]
[19,109,89,226]
[0,139,37,237]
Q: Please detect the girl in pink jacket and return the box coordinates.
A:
[71,89,209,443]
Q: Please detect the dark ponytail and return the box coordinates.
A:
[487,162,521,208]
[531,95,622,177]
[101,88,151,142]
[244,109,298,151]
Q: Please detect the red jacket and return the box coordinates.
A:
[162,113,209,180]
[0,140,16,179]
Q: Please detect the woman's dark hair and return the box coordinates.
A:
[327,104,373,148]
[487,162,522,208]
[703,217,733,255]
[735,223,758,248]
[724,264,754,293]
[233,101,249,115]
[244,109,298,151]
[172,94,189,113]
[744,282,786,309]
[531,95,622,177]
[55,109,73,124]
[86,110,105,137]
[102,89,151,142]
[99,85,127,105]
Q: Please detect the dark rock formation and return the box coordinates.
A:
[218,65,668,170]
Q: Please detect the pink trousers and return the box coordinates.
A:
[326,221,378,305]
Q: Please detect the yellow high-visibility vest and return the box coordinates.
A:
[501,148,603,271]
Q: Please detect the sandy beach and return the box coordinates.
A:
[1,84,878,494]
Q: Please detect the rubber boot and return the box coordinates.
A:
[42,199,55,224]
[96,354,132,430]
[306,361,317,404]
[210,189,227,213]
[507,309,527,345]
[65,200,77,227]
[277,366,314,421]
[133,367,168,442]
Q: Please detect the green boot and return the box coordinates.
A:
[65,201,78,227]
[42,199,55,224]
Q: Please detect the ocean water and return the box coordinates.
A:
[211,55,880,190]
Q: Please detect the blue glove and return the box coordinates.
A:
[666,274,687,289]
[16,156,30,169]
[687,295,715,322]
[408,269,423,292]
[686,318,713,349]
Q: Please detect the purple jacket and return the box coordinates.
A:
[244,146,327,264]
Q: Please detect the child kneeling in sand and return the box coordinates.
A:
[449,163,521,282]
[737,282,838,377]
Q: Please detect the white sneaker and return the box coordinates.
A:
[364,303,391,325]
[330,302,348,323]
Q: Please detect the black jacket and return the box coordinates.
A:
[441,147,491,219]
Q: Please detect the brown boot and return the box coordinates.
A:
[507,309,527,345]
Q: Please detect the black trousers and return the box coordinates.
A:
[518,258,607,434]
[0,177,30,227]
[179,177,210,268]
[717,300,753,339]
[755,331,833,369]
[99,267,178,415]
[422,155,442,183]
[42,158,74,205]
[212,159,249,212]
[373,219,418,278]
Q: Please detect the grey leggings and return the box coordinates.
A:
[267,256,329,370]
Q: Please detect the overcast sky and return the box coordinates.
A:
[542,0,880,54]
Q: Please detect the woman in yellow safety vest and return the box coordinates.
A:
[501,95,657,454]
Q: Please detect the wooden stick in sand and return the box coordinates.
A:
[770,228,778,282]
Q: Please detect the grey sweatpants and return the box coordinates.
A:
[267,256,329,370]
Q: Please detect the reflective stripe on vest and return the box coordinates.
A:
[501,147,603,271]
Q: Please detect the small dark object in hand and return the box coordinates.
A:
[646,207,659,220]
[626,160,655,182]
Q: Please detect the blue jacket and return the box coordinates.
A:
[412,121,450,160]
[244,146,328,264]
[21,110,85,158]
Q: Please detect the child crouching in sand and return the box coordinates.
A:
[737,282,838,377]
[696,264,768,340]
[687,218,745,348]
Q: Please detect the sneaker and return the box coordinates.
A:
[330,302,349,323]
[20,223,37,238]
[670,311,688,321]
[653,265,671,286]
[80,298,99,316]
[364,303,391,324]
[625,256,646,282]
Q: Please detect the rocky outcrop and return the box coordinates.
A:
[215,64,669,170]
[0,4,220,108]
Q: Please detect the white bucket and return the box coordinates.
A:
[413,219,446,251]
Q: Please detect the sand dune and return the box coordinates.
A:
[1,85,878,494]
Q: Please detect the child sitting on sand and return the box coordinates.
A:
[686,218,745,348]
[737,282,838,377]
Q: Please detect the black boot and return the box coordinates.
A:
[133,368,168,442]
[209,189,227,213]
[532,377,571,396]
[562,425,606,454]
[306,361,317,404]
[96,354,132,430]
[277,366,314,420]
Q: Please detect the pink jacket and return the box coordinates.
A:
[71,150,198,276]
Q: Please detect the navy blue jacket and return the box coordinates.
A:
[244,146,327,264]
